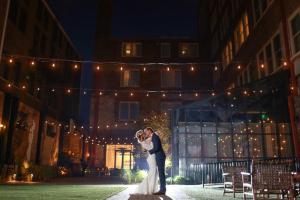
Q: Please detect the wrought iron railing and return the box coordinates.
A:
[186,158,300,186]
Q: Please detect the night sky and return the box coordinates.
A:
[48,0,199,59]
[47,0,199,124]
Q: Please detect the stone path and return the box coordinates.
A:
[107,185,194,200]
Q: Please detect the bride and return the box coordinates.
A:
[134,130,159,195]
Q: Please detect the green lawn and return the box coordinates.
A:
[184,187,243,200]
[0,185,126,200]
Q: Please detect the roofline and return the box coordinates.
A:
[42,0,80,57]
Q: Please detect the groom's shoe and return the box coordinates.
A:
[153,191,166,195]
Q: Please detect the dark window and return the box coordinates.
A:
[273,34,282,69]
[18,8,28,33]
[291,13,300,53]
[8,0,19,24]
[119,102,139,121]
[36,0,43,19]
[265,43,274,73]
[161,43,171,58]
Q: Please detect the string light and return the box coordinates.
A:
[146,93,149,97]
[190,66,195,71]
[114,92,118,96]
[99,91,103,96]
[30,61,35,66]
[120,66,123,71]
[96,65,100,71]
[130,92,134,97]
[7,83,11,88]
[22,85,26,90]
[237,65,241,70]
[166,67,170,71]
[67,89,71,94]
[9,58,13,63]
[214,66,218,71]
[51,63,56,68]
[162,93,166,97]
[74,64,78,69]
[211,92,216,96]
[143,67,146,71]
[179,93,182,97]
[283,61,288,67]
[194,93,198,97]
[260,64,265,69]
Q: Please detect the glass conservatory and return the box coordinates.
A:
[171,71,295,176]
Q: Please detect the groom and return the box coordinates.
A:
[144,127,166,195]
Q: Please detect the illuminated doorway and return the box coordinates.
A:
[106,145,133,169]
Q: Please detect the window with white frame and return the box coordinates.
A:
[252,0,273,24]
[291,12,300,54]
[161,69,182,88]
[119,102,139,121]
[120,69,140,87]
[160,43,171,58]
[178,43,199,57]
[256,32,283,79]
[234,13,249,53]
[122,42,142,57]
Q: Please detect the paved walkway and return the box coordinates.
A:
[107,185,193,200]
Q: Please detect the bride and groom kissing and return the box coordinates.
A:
[134,127,166,196]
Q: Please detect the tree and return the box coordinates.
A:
[143,112,172,169]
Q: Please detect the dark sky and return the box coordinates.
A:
[48,0,199,59]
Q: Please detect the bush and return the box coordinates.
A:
[122,170,147,184]
[167,176,191,184]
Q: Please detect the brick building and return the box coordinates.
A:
[0,0,81,169]
[89,0,212,170]
[204,0,300,156]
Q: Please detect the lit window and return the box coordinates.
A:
[106,145,134,169]
[161,70,182,88]
[178,43,199,57]
[222,41,233,69]
[291,13,300,54]
[234,13,249,53]
[161,43,171,58]
[119,102,139,121]
[121,70,140,87]
[122,43,142,57]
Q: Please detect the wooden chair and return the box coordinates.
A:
[241,160,293,200]
[222,165,248,198]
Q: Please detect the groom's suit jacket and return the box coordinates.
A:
[149,133,166,161]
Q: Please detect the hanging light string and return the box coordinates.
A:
[1,54,290,71]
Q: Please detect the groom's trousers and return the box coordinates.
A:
[157,158,166,192]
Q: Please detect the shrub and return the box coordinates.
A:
[134,170,147,183]
[28,165,58,181]
[172,176,190,184]
[122,170,147,184]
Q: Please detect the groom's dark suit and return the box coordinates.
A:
[149,133,166,192]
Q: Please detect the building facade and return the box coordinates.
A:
[170,0,300,176]
[90,0,212,170]
[0,0,81,170]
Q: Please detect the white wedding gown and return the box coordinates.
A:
[135,137,159,195]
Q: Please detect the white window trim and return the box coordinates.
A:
[120,69,140,88]
[118,101,139,121]
[160,69,182,88]
[289,8,300,60]
[256,30,284,79]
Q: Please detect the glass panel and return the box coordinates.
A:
[279,134,293,157]
[233,134,249,158]
[265,134,278,158]
[249,135,263,158]
[187,134,201,157]
[129,103,139,120]
[202,134,217,158]
[218,134,233,159]
[202,122,216,134]
[218,123,231,134]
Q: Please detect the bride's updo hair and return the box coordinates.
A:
[135,130,145,141]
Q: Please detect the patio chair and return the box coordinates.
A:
[241,160,293,200]
[222,165,248,198]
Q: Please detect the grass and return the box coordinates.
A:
[0,184,126,200]
[184,186,243,200]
